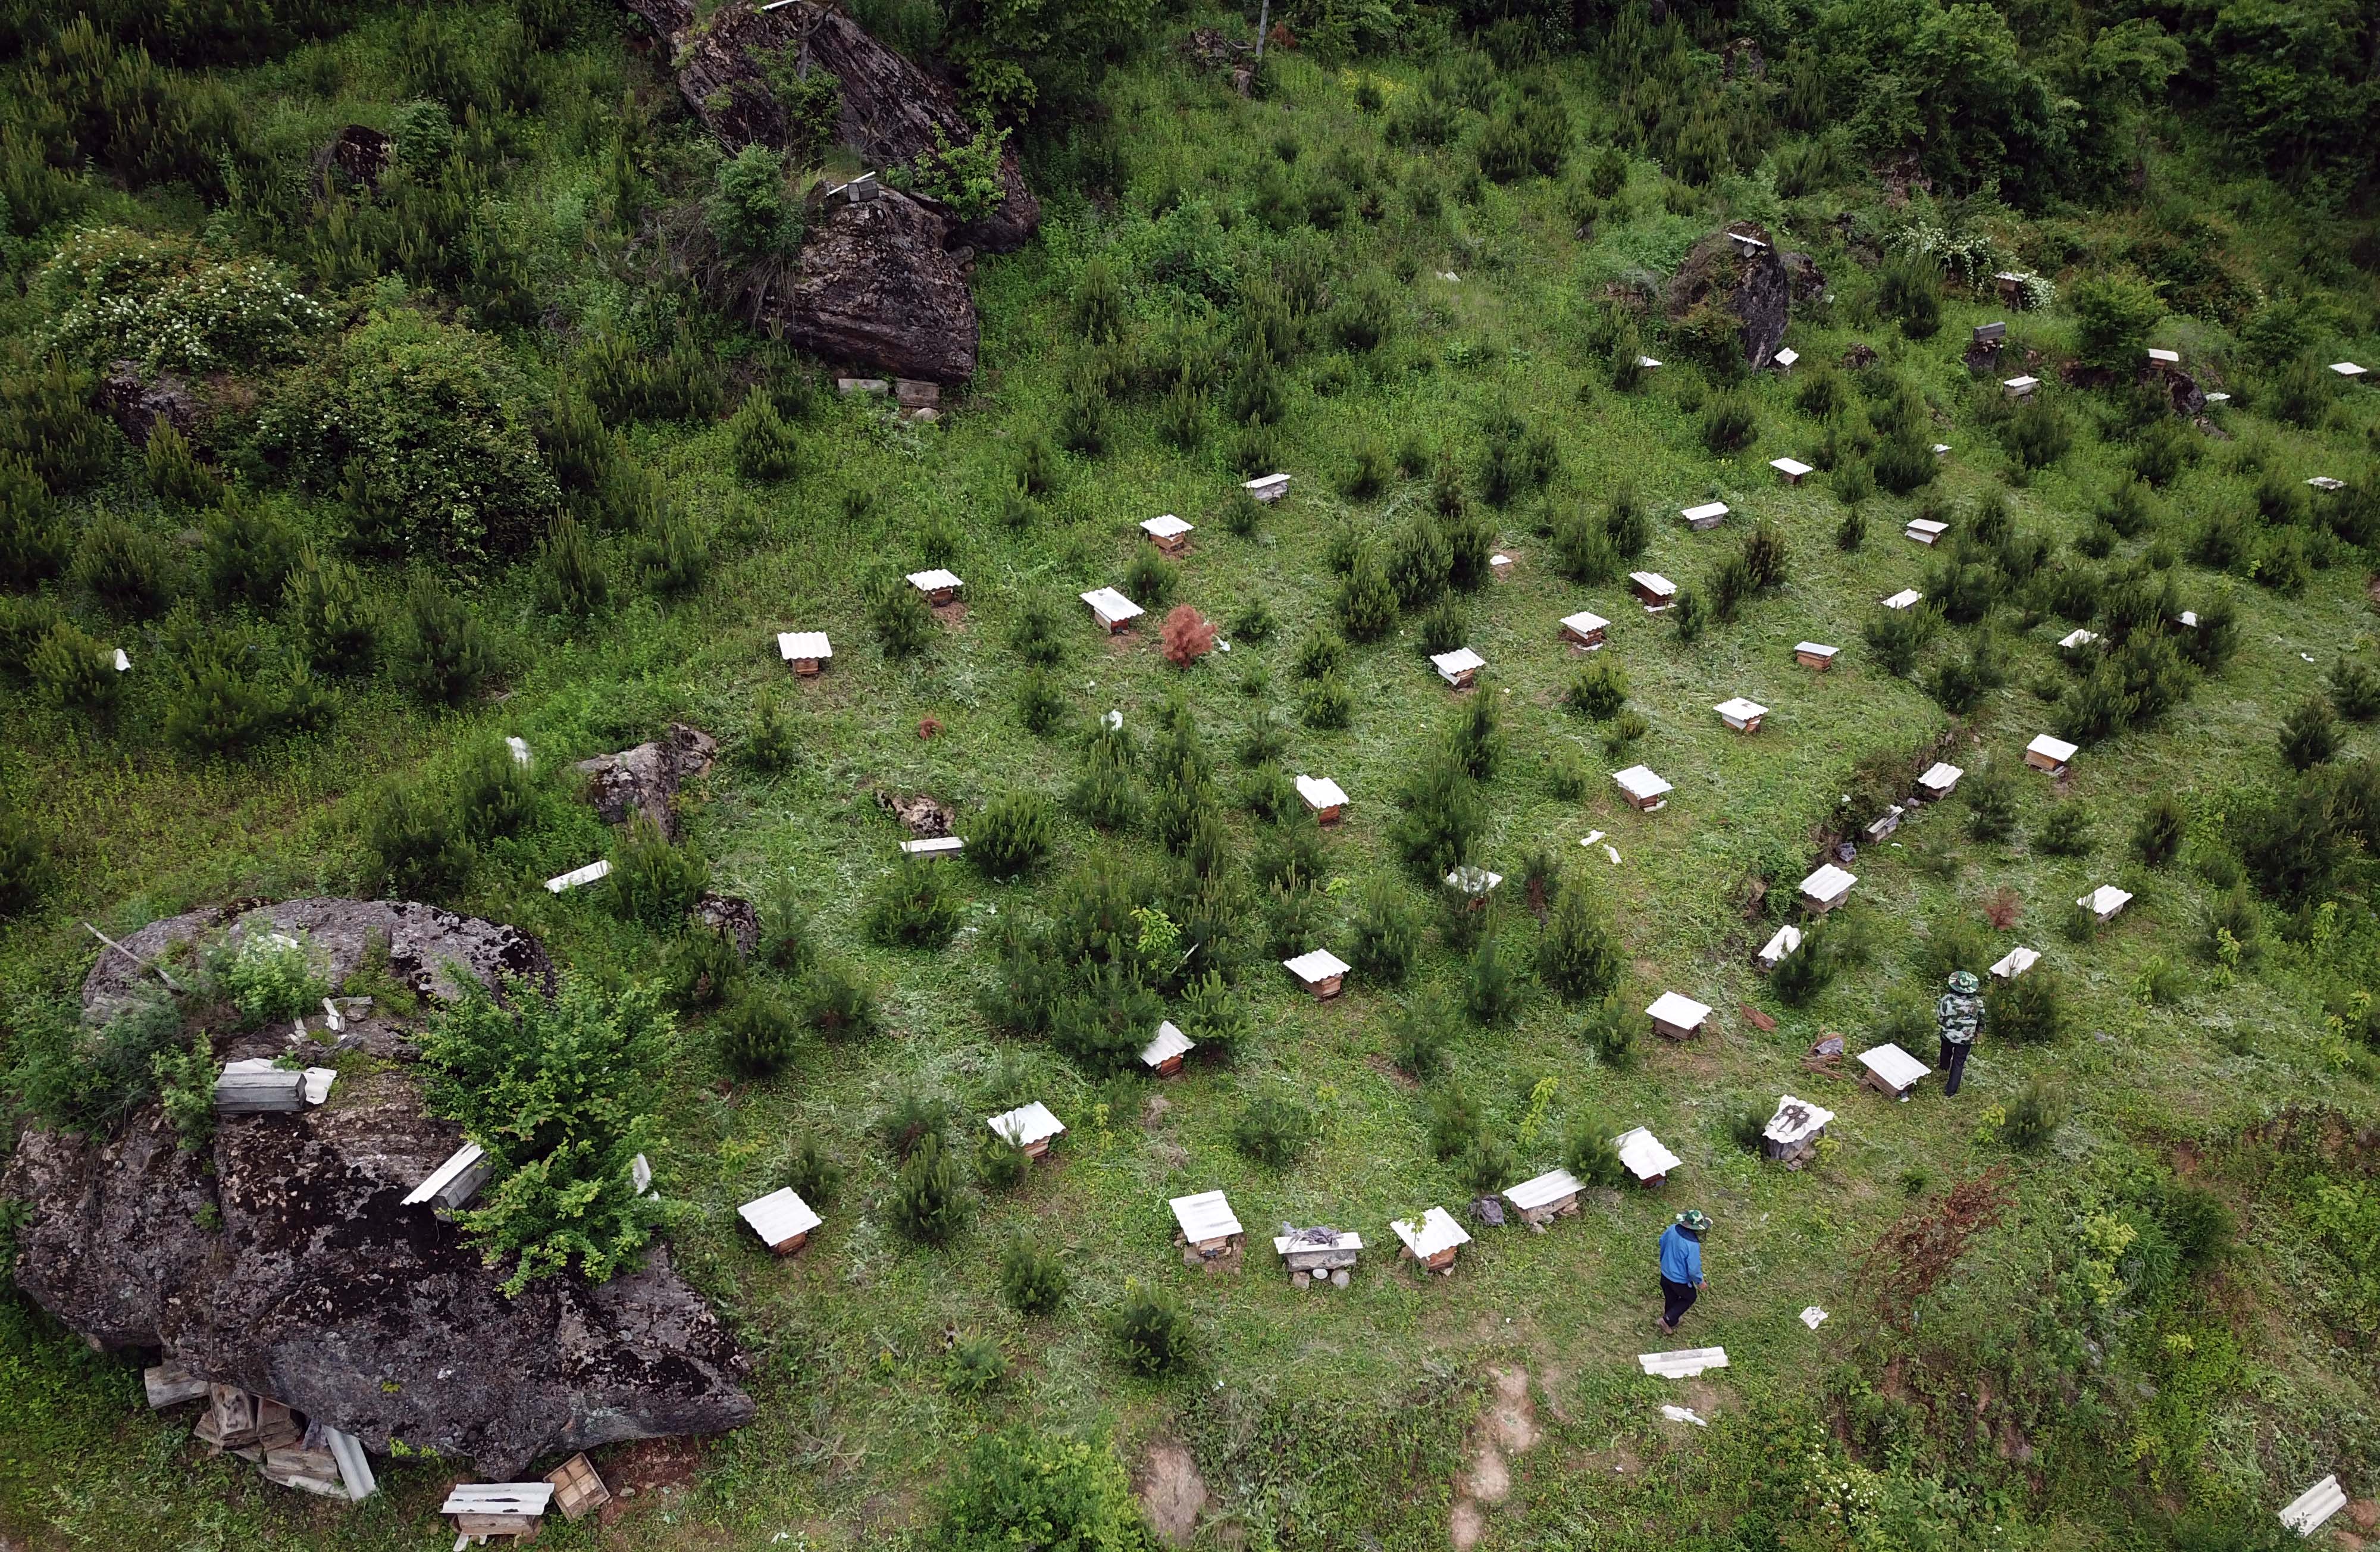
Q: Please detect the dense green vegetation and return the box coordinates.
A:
[3,0,2380,1547]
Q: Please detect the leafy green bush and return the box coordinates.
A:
[364,777,472,894]
[151,1031,218,1152]
[37,227,328,374]
[223,931,328,1027]
[1111,1280,1193,1373]
[1232,1093,1320,1169]
[418,974,669,1293]
[259,309,557,565]
[866,859,963,949]
[998,1238,1069,1316]
[606,813,709,930]
[283,547,378,673]
[2070,271,2163,372]
[392,578,494,705]
[935,1428,1144,1548]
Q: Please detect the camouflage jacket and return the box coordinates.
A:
[1937,989,1983,1046]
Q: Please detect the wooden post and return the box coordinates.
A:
[1256,0,1269,57]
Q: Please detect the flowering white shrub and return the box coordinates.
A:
[37,227,329,373]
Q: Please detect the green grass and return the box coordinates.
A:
[4,14,2380,1552]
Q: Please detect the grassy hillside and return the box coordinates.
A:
[2,2,2379,1549]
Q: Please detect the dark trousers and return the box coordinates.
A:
[1660,1276,1698,1328]
[1941,1039,1972,1096]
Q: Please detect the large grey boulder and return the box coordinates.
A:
[768,187,979,386]
[575,721,718,841]
[2,1072,754,1478]
[1667,224,1809,373]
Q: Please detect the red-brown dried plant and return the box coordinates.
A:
[1160,605,1216,667]
[1983,887,2022,930]
[1858,1167,2013,1332]
[917,717,944,740]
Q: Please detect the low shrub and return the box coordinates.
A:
[1301,672,1354,730]
[1457,1131,1518,1193]
[1536,880,1620,1000]
[998,1238,1069,1315]
[283,548,378,672]
[727,392,802,481]
[1388,988,1452,1078]
[29,621,122,714]
[864,859,963,949]
[2000,1074,2066,1152]
[2279,696,2338,771]
[1986,966,2066,1044]
[804,960,881,1039]
[606,814,709,930]
[72,516,174,617]
[665,927,746,1010]
[1565,658,1628,720]
[630,504,712,598]
[719,989,798,1076]
[1563,1118,1626,1188]
[1111,1281,1193,1373]
[364,778,473,894]
[888,1131,969,1244]
[785,1137,842,1206]
[1348,875,1421,984]
[392,579,494,706]
[1464,933,1521,1024]
[1231,1093,1321,1169]
[743,684,799,773]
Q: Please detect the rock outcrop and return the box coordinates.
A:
[627,0,1037,254]
[2,1072,753,1478]
[1667,224,1806,373]
[101,359,202,448]
[766,187,979,385]
[575,722,718,841]
[83,898,551,1028]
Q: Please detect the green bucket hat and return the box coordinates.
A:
[1675,1209,1712,1233]
[1947,970,1981,994]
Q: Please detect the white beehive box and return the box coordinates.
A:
[1867,803,1905,841]
[776,631,832,674]
[2307,477,2345,493]
[1640,1347,1728,1378]
[2205,392,2231,404]
[2003,375,2039,398]
[2146,348,2181,367]
[1391,1206,1470,1272]
[1170,1190,1244,1254]
[906,568,963,604]
[1559,610,1609,649]
[987,1101,1065,1157]
[2026,733,2078,774]
[1772,347,1799,371]
[111,647,132,671]
[1244,472,1291,502]
[1905,518,1949,546]
[1681,500,1730,531]
[443,1482,553,1540]
[2329,362,2368,379]
[1630,571,1678,611]
[1445,865,1502,900]
[1430,647,1485,688]
[1295,774,1348,823]
[1756,923,1803,970]
[1859,1042,1930,1100]
[1503,1168,1584,1225]
[1272,1227,1362,1281]
[403,1141,490,1213]
[1762,1094,1835,1166]
[2172,609,2200,629]
[1614,765,1673,812]
[545,859,610,894]
[214,1060,305,1115]
[1646,991,1710,1040]
[2078,884,2132,922]
[1882,588,1924,612]
[2281,1475,2347,1535]
[1916,761,1964,800]
[1489,552,1514,579]
[1614,1126,1680,1184]
[1795,641,1839,671]
[2059,628,2098,650]
[1283,948,1351,999]
[1141,513,1193,554]
[1990,946,2040,981]
[1636,355,1663,370]
[1082,586,1144,632]
[1714,697,1767,733]
[738,1187,822,1253]
[1142,1019,1194,1076]
[900,836,964,859]
[1799,863,1856,913]
[1932,443,1952,458]
[1770,457,1813,485]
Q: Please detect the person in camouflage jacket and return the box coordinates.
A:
[1936,969,1982,1097]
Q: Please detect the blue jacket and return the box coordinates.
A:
[1659,1225,1703,1284]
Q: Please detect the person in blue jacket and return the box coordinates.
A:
[1656,1209,1712,1335]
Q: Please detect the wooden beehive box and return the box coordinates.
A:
[906,568,963,605]
[1770,457,1813,486]
[1795,641,1839,671]
[1614,765,1673,812]
[1771,347,1799,372]
[1142,1019,1194,1077]
[1905,518,1949,546]
[776,630,832,676]
[2328,362,2367,380]
[1756,923,1803,971]
[1881,588,1924,612]
[1858,1041,1930,1100]
[262,1443,347,1498]
[1502,1168,1584,1227]
[196,1384,261,1451]
[1273,1226,1362,1287]
[1391,1206,1470,1274]
[987,1100,1065,1159]
[2025,733,2077,775]
[1629,571,1677,611]
[1141,513,1194,555]
[1614,1127,1680,1186]
[1865,803,1905,841]
[1294,774,1348,824]
[1244,472,1291,502]
[1994,272,2030,303]
[2002,375,2040,399]
[1430,647,1485,689]
[737,1187,822,1254]
[900,836,966,861]
[214,1062,305,1115]
[1761,1095,1834,1168]
[1799,863,1856,913]
[2078,884,2131,922]
[1681,500,1730,531]
[1990,946,2040,981]
[1283,949,1351,1000]
[1915,762,1964,801]
[2146,348,2181,369]
[1714,697,1767,734]
[403,1141,490,1216]
[1973,321,2007,348]
[1081,586,1144,633]
[1171,1190,1244,1265]
[1645,991,1711,1041]
[443,1481,553,1541]
[144,1360,208,1409]
[1559,610,1609,649]
[544,1453,611,1522]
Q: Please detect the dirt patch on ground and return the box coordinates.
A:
[1138,1438,1208,1548]
[596,1435,708,1526]
[931,600,969,629]
[1450,1366,1538,1545]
